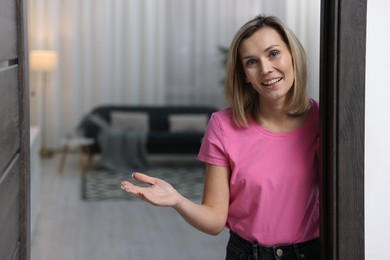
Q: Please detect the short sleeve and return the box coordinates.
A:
[197,113,230,167]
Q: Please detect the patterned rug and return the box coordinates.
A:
[82,164,205,201]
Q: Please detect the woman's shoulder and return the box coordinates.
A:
[309,98,319,109]
[306,98,320,131]
[209,107,252,133]
[212,107,232,119]
[208,107,237,130]
[309,98,320,117]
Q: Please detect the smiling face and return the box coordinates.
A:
[239,26,294,105]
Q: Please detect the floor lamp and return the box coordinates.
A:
[29,50,58,158]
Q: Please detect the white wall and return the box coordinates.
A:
[365,0,390,258]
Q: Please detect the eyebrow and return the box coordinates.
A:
[241,44,280,60]
[263,44,280,53]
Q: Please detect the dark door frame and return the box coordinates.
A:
[320,0,366,259]
[17,0,30,259]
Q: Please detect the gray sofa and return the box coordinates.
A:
[81,105,218,156]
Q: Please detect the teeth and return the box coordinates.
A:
[262,77,281,85]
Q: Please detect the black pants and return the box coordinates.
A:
[226,232,321,260]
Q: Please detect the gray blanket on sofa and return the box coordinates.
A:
[80,114,149,172]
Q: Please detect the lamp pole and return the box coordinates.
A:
[40,72,51,157]
[29,50,58,158]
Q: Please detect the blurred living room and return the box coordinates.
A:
[29,0,320,259]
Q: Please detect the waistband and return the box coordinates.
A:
[228,231,320,259]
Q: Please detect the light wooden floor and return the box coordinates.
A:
[31,153,229,260]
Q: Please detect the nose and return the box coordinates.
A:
[260,59,273,75]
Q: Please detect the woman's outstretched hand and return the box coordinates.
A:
[121,165,230,236]
[121,172,182,207]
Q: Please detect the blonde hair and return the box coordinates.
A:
[224,15,310,127]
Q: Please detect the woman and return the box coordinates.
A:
[121,15,320,260]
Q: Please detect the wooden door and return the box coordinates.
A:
[0,0,30,259]
[320,0,366,259]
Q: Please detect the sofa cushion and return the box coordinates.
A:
[110,111,149,132]
[168,114,208,133]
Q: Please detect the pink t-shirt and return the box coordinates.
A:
[198,99,319,246]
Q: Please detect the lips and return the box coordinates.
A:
[261,77,282,86]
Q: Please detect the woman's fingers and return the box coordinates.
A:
[121,180,141,195]
[131,172,157,186]
[121,173,180,207]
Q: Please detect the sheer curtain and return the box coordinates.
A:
[28,0,320,149]
[29,0,168,149]
[285,0,321,100]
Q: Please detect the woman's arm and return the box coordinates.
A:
[121,164,230,235]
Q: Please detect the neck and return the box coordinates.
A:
[256,97,306,132]
[258,98,289,121]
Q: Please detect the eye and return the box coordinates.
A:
[269,50,279,58]
[246,58,257,66]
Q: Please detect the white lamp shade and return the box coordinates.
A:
[29,50,58,72]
